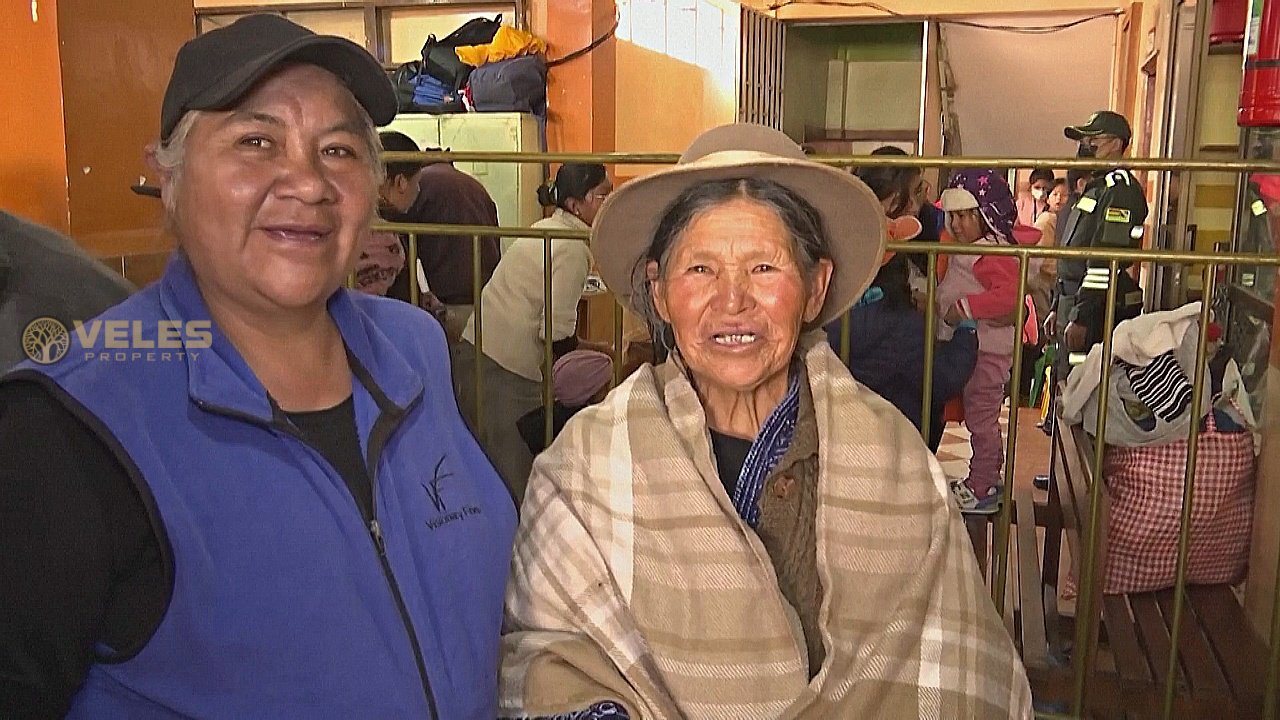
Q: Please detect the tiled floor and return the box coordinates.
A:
[942,403,1071,614]
[936,404,1054,492]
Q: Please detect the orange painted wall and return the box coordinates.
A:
[0,0,189,267]
[1,0,70,232]
[531,0,616,152]
[614,40,737,180]
[59,0,193,258]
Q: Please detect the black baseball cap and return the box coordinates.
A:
[133,14,397,198]
[160,14,396,142]
[1064,110,1132,143]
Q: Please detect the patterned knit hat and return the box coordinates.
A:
[552,350,614,408]
[946,169,1017,243]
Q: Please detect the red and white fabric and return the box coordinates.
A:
[1067,413,1255,596]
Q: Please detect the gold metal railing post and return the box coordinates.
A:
[1071,259,1122,715]
[991,255,1031,613]
[472,235,485,435]
[838,312,852,366]
[919,253,939,443]
[407,234,420,307]
[1161,263,1219,720]
[544,234,555,449]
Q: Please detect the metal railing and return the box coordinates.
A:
[369,150,1280,719]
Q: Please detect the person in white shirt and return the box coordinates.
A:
[455,163,612,501]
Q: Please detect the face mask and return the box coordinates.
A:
[1077,144,1096,158]
[1031,188,1045,200]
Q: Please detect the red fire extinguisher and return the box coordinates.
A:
[1241,0,1280,126]
[1214,0,1248,44]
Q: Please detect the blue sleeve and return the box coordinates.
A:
[931,327,978,403]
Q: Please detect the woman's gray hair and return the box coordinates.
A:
[631,177,833,356]
[152,111,204,218]
[152,101,385,219]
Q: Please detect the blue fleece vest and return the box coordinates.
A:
[9,255,516,719]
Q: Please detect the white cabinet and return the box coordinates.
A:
[383,113,441,152]
[383,112,544,230]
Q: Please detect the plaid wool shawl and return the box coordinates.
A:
[499,333,1032,719]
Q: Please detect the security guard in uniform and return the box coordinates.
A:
[1049,110,1148,373]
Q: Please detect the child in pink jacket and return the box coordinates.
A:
[936,170,1027,514]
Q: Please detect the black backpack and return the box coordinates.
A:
[468,54,546,115]
[420,14,503,90]
[391,61,422,112]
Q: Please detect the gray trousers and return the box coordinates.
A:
[451,341,542,505]
[441,304,473,344]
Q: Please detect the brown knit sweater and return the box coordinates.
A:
[756,368,824,676]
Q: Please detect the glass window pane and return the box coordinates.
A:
[631,0,665,53]
[617,0,632,41]
[666,0,697,64]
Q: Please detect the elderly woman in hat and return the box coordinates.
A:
[0,15,514,719]
[498,125,1031,719]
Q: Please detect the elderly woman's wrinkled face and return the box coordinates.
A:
[166,64,377,316]
[650,198,831,399]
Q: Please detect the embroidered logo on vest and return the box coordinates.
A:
[423,456,482,530]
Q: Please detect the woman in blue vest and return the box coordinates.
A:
[0,15,515,720]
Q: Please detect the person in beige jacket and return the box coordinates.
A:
[455,163,612,501]
[498,123,1032,720]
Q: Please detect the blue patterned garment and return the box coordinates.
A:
[731,370,802,528]
[534,701,630,719]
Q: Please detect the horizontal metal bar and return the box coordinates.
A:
[369,221,1280,266]
[382,151,682,165]
[373,221,590,240]
[381,150,1280,174]
[878,242,1280,265]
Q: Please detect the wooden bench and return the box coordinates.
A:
[1012,421,1273,718]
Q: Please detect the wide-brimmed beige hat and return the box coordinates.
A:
[593,123,886,330]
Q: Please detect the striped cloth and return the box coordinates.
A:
[540,702,630,719]
[1119,350,1193,424]
[499,332,1032,719]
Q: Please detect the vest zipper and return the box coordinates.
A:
[195,398,440,719]
[366,514,438,720]
[364,411,441,720]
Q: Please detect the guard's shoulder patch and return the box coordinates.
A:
[1104,207,1131,223]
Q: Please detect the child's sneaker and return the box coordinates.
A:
[950,480,1002,515]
